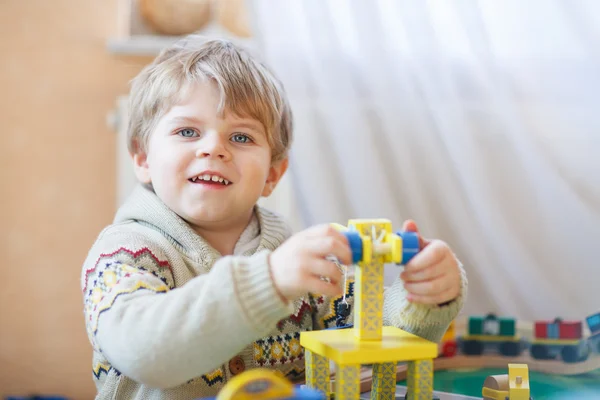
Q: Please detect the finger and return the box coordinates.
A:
[306,224,347,239]
[407,286,459,305]
[403,240,448,273]
[308,276,344,297]
[402,219,419,233]
[403,274,453,296]
[308,259,343,285]
[305,223,335,236]
[401,219,430,249]
[306,227,352,265]
[401,263,445,283]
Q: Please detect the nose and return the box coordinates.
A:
[195,130,230,160]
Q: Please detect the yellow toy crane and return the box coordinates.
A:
[300,219,439,400]
[482,364,532,400]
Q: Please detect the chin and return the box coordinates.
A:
[181,202,254,225]
[187,207,240,223]
[185,210,226,224]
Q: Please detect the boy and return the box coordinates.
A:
[81,36,467,399]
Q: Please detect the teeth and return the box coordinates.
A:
[191,174,231,185]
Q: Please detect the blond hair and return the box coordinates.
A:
[127,36,293,162]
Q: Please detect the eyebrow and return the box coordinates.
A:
[232,121,265,133]
[168,116,204,125]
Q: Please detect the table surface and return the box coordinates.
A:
[360,385,479,400]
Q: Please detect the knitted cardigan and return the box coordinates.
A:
[81,185,467,399]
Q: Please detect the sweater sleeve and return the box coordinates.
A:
[382,260,468,343]
[309,262,467,343]
[81,228,293,389]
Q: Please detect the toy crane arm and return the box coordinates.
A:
[335,221,466,343]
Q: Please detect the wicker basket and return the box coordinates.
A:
[138,0,212,36]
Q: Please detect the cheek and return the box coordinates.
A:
[148,149,190,184]
[248,158,272,184]
[150,145,184,167]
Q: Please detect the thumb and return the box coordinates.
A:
[402,219,419,233]
[401,219,430,249]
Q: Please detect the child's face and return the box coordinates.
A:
[133,81,287,231]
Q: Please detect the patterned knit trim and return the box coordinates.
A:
[92,362,112,380]
[87,261,170,335]
[276,300,312,330]
[321,280,355,328]
[284,366,306,381]
[93,281,169,334]
[253,332,304,366]
[186,368,225,386]
[201,369,224,386]
[84,247,172,293]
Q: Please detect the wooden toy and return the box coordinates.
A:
[482,363,531,400]
[301,219,438,400]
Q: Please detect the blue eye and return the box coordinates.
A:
[231,133,251,143]
[178,128,198,138]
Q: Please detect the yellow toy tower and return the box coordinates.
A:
[300,219,438,400]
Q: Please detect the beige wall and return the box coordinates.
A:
[1,1,150,398]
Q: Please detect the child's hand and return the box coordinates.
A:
[269,225,352,302]
[399,220,461,305]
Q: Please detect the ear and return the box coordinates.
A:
[132,150,152,184]
[261,158,288,197]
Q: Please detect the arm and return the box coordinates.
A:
[82,230,292,389]
[383,222,468,343]
[307,231,467,341]
[382,261,467,343]
[308,262,467,342]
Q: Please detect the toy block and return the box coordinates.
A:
[335,364,361,400]
[371,362,396,400]
[300,326,438,365]
[406,359,433,400]
[508,363,530,400]
[482,363,532,400]
[394,230,419,265]
[305,350,330,395]
[354,257,384,341]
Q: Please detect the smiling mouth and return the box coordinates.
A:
[189,174,231,186]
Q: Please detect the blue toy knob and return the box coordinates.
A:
[342,231,363,264]
[396,231,420,265]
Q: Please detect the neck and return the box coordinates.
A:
[191,209,254,256]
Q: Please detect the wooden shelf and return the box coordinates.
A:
[107,35,180,56]
[107,0,258,56]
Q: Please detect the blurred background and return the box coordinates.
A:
[1,0,599,398]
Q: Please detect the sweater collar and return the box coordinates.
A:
[113,185,290,262]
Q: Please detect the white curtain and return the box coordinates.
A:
[250,0,600,322]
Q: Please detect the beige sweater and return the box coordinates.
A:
[81,185,467,399]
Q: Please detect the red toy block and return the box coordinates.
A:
[559,321,582,339]
[534,322,548,338]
